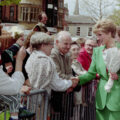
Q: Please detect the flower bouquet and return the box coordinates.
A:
[104,47,120,92]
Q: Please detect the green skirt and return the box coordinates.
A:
[96,107,120,120]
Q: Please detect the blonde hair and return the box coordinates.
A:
[93,19,116,38]
[30,32,53,49]
[24,31,35,48]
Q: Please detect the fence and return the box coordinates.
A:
[0,89,96,120]
[0,89,49,120]
[50,91,74,120]
[50,87,96,120]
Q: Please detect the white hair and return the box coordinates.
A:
[30,32,53,46]
[55,31,71,42]
[54,31,71,48]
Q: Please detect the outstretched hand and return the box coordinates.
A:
[71,77,79,88]
[67,77,79,93]
[110,72,118,80]
[21,85,31,95]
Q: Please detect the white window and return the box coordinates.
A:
[88,27,92,36]
[76,27,80,36]
[21,7,39,22]
[23,8,28,21]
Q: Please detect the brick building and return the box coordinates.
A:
[0,5,18,23]
[18,0,42,23]
[0,0,66,32]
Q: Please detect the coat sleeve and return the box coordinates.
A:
[49,70,72,91]
[40,58,72,91]
[49,58,73,91]
[0,67,24,95]
[78,49,97,85]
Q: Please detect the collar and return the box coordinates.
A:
[54,47,66,56]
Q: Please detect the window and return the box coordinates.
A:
[23,8,28,21]
[10,6,14,21]
[0,8,1,18]
[88,27,92,36]
[76,27,80,36]
[21,7,39,22]
[31,8,39,22]
[66,26,69,31]
[59,0,63,8]
[58,15,62,27]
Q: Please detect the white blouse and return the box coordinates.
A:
[0,66,24,95]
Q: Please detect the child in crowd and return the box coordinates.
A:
[0,37,35,120]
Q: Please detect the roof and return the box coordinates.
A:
[68,15,95,24]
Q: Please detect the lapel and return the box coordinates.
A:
[97,45,108,80]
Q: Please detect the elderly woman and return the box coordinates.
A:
[70,41,86,76]
[25,32,78,94]
[70,42,87,120]
[77,19,120,120]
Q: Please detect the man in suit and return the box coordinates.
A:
[50,31,73,120]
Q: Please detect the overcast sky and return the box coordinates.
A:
[64,0,75,15]
[64,0,118,16]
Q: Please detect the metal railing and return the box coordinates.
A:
[0,89,49,120]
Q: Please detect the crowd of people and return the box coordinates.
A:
[0,11,120,120]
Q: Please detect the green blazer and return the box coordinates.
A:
[78,46,120,111]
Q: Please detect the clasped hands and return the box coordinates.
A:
[67,77,79,93]
[110,72,118,80]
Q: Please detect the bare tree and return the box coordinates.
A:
[108,0,120,25]
[80,0,114,22]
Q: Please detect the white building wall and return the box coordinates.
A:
[68,23,94,37]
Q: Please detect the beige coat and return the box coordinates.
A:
[51,48,72,80]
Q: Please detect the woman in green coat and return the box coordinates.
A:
[78,19,120,120]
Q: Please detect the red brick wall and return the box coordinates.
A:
[2,5,18,22]
[0,30,15,51]
[0,35,15,51]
